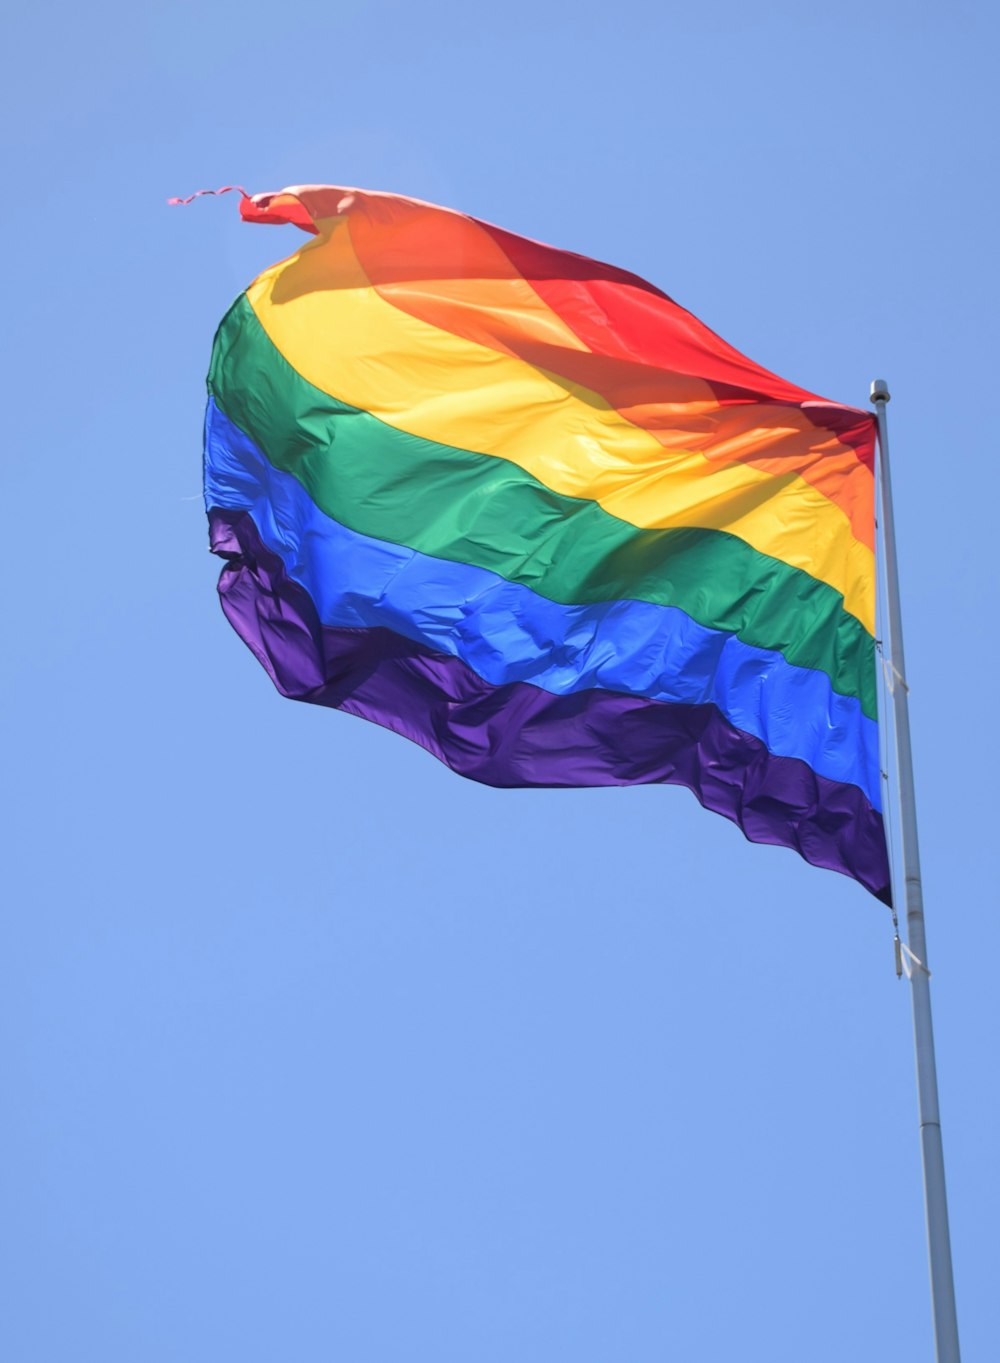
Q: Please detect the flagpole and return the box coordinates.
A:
[871,380,960,1362]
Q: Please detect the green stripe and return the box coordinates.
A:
[208,294,877,718]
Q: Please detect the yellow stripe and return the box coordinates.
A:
[246,220,876,632]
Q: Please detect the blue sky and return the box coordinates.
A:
[3,2,997,1359]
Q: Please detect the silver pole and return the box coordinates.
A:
[871,379,960,1362]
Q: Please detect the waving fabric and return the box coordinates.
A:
[203,184,889,902]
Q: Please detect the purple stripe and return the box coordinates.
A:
[211,509,891,903]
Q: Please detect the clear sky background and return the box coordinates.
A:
[3,2,997,1359]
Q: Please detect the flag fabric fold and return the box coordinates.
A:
[203,184,889,902]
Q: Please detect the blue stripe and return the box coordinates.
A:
[205,398,882,808]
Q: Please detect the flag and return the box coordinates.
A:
[203,185,889,902]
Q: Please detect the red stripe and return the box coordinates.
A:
[483,220,875,468]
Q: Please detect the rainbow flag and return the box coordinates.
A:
[203,185,889,902]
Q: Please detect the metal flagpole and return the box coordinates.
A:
[870,380,960,1363]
